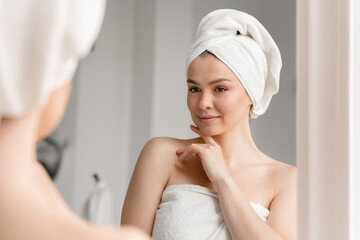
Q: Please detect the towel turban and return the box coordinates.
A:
[0,0,106,121]
[186,9,282,118]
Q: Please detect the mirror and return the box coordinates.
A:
[49,0,295,226]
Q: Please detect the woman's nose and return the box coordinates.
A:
[198,92,213,110]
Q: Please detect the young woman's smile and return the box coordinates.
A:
[197,114,221,124]
[186,52,252,136]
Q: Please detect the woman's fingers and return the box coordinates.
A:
[176,143,204,162]
[190,125,216,145]
[177,148,194,162]
[176,149,184,155]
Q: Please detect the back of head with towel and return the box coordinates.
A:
[0,1,149,239]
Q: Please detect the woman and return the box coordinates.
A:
[0,1,149,239]
[121,9,296,240]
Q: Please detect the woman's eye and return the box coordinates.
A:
[189,87,200,92]
[215,87,228,92]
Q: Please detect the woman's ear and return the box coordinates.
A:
[248,96,253,107]
[37,81,72,142]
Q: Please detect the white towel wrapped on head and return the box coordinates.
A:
[186,9,282,118]
[0,0,105,121]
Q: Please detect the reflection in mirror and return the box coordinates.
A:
[52,0,296,237]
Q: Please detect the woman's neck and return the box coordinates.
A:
[212,121,263,166]
[0,111,40,167]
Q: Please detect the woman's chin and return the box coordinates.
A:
[197,126,222,137]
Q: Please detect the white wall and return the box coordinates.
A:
[55,0,296,225]
[151,0,194,139]
[128,0,156,175]
[56,0,136,225]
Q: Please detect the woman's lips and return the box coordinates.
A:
[198,115,220,123]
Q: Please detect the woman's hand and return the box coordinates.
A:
[176,125,230,183]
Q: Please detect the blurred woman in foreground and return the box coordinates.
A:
[0,1,149,239]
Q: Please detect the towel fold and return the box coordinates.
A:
[152,184,269,240]
[186,9,282,118]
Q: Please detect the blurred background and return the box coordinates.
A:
[43,0,295,225]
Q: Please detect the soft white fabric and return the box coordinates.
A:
[0,0,106,121]
[83,180,115,226]
[186,9,282,118]
[152,184,270,240]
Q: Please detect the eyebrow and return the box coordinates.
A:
[187,78,232,85]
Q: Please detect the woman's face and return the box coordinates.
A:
[187,53,252,136]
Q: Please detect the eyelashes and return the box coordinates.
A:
[188,87,200,93]
[188,87,229,93]
[215,87,228,92]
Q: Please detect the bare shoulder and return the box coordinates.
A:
[262,158,297,205]
[137,137,199,172]
[142,136,186,153]
[274,160,296,189]
[141,137,193,160]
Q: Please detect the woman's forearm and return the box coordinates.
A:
[216,176,283,240]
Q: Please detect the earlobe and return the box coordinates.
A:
[248,100,253,107]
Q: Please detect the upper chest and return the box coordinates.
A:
[168,157,279,209]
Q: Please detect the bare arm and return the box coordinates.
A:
[0,161,150,240]
[121,137,175,234]
[216,167,297,240]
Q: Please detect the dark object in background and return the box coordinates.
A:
[37,136,67,180]
[93,173,100,182]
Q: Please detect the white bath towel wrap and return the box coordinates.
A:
[152,184,269,240]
